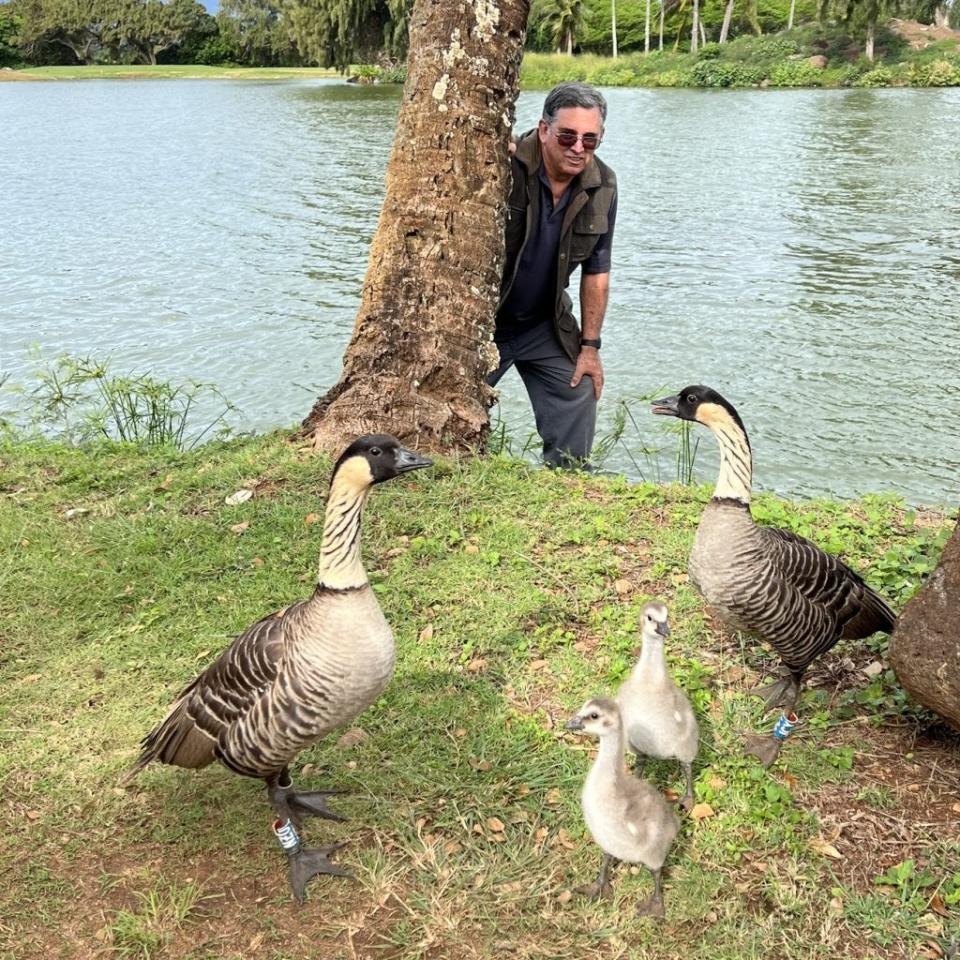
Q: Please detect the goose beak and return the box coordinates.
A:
[565,716,584,732]
[656,621,671,638]
[651,394,680,417]
[394,447,433,474]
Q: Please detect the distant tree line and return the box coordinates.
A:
[0,0,954,68]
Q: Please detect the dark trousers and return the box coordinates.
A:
[487,319,597,470]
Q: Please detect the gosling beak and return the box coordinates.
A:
[565,716,584,732]
[657,621,671,638]
[651,393,680,417]
[394,447,434,474]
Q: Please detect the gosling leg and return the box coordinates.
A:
[679,761,695,813]
[632,751,646,778]
[575,852,614,901]
[635,866,666,919]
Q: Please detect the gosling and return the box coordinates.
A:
[566,697,680,919]
[617,601,699,812]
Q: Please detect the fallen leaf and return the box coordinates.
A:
[664,788,680,802]
[908,783,921,793]
[862,660,884,678]
[63,507,90,519]
[304,512,322,525]
[545,788,562,805]
[490,832,507,843]
[920,940,945,959]
[487,817,506,833]
[930,893,949,918]
[809,836,843,859]
[472,823,485,836]
[225,489,253,506]
[614,578,632,595]
[443,840,461,855]
[230,521,250,534]
[690,802,715,821]
[22,674,42,684]
[251,557,264,567]
[556,889,573,905]
[783,772,799,788]
[336,728,368,749]
[418,624,434,642]
[468,657,487,673]
[707,775,727,790]
[534,827,548,842]
[517,784,530,796]
[25,810,40,821]
[300,763,316,777]
[454,727,467,738]
[469,758,493,771]
[556,828,577,850]
[530,659,549,671]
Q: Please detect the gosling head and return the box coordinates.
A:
[640,601,670,641]
[332,434,433,489]
[651,385,748,440]
[565,697,622,738]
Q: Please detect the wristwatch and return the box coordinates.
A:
[580,337,602,350]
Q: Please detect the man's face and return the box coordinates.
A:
[538,106,604,181]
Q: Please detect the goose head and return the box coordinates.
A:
[332,434,433,489]
[565,697,622,737]
[640,600,670,640]
[651,385,749,442]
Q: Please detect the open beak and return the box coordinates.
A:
[651,394,680,418]
[395,447,434,474]
[565,716,584,732]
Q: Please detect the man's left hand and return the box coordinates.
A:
[570,347,604,400]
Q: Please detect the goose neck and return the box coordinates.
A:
[710,416,753,504]
[592,726,627,788]
[317,475,371,589]
[635,633,668,684]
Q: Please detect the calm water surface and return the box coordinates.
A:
[2,80,959,504]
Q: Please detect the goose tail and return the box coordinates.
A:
[844,587,896,639]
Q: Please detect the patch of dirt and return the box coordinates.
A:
[889,17,960,49]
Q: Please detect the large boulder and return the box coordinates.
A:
[889,523,960,730]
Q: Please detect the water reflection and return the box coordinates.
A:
[1,80,957,505]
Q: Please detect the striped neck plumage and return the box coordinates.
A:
[699,403,753,504]
[317,468,372,590]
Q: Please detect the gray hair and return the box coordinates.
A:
[542,82,608,127]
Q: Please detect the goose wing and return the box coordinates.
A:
[756,525,895,664]
[129,601,305,774]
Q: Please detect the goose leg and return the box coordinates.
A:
[635,866,666,919]
[575,852,614,900]
[679,761,695,813]
[632,751,646,777]
[269,768,346,829]
[267,772,352,902]
[751,666,802,712]
[744,703,801,769]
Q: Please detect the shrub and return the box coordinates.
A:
[697,41,721,60]
[652,68,695,87]
[768,59,823,87]
[691,58,762,86]
[585,65,638,85]
[908,58,959,87]
[853,65,894,87]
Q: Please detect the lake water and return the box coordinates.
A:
[2,79,959,505]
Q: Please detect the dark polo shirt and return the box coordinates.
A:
[498,162,617,335]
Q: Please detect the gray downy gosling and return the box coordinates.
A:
[617,601,699,812]
[652,386,896,767]
[566,698,680,919]
[125,434,432,902]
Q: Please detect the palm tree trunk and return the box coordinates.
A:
[612,0,618,57]
[787,0,796,28]
[865,17,875,61]
[691,0,700,52]
[659,0,665,50]
[302,0,530,454]
[932,3,949,27]
[719,0,735,42]
[645,0,651,53]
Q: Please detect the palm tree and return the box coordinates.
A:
[536,0,586,53]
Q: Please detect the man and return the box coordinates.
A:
[489,82,618,470]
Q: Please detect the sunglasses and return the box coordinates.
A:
[553,129,601,151]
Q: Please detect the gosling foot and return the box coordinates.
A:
[635,895,665,919]
[678,791,695,814]
[287,842,351,903]
[750,669,801,712]
[575,879,614,901]
[744,733,783,769]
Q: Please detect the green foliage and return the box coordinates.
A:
[874,859,938,909]
[530,0,589,54]
[4,354,236,450]
[691,55,764,83]
[767,57,824,84]
[215,0,299,66]
[908,56,960,85]
[0,1,22,65]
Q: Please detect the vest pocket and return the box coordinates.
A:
[569,216,607,263]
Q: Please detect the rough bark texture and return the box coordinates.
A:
[889,522,960,731]
[302,0,530,456]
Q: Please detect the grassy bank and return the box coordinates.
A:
[1,64,338,81]
[1,433,957,959]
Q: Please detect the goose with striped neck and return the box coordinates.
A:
[652,386,896,767]
[126,435,432,900]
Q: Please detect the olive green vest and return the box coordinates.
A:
[499,131,618,362]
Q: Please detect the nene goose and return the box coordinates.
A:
[126,434,432,901]
[566,698,680,919]
[652,386,896,766]
[617,601,699,811]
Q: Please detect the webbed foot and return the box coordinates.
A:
[678,791,695,814]
[744,733,783,768]
[635,895,665,919]
[751,668,801,711]
[574,879,614,901]
[289,789,348,824]
[287,842,351,902]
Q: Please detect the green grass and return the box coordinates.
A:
[0,433,957,958]
[3,64,339,81]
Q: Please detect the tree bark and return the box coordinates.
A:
[302,0,529,455]
[932,3,949,27]
[691,0,700,52]
[611,0,618,57]
[787,0,796,29]
[659,0,664,50]
[865,17,875,61]
[719,0,734,42]
[644,0,650,53]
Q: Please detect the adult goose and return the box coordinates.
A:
[652,386,895,766]
[126,434,432,900]
[566,698,680,919]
